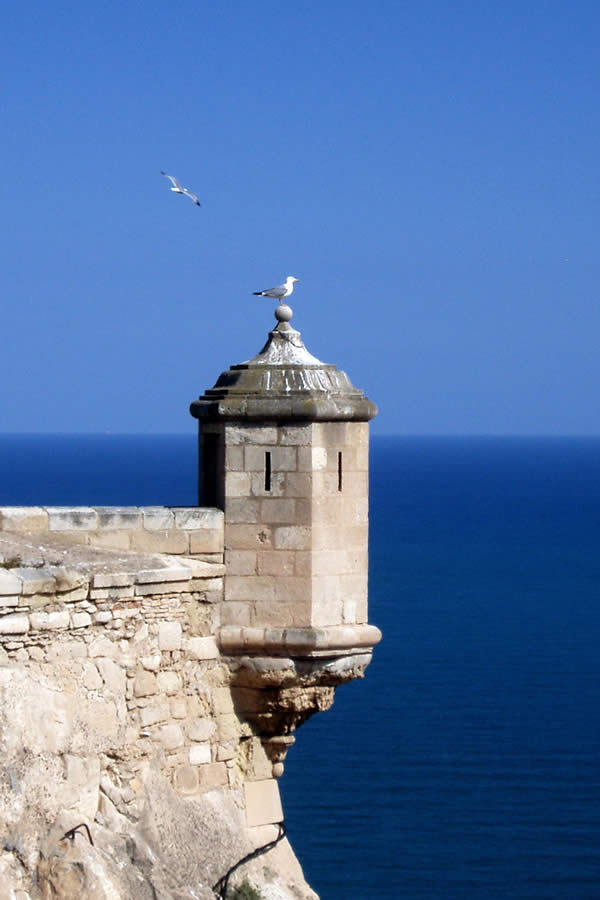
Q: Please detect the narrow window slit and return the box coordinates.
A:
[337,451,343,492]
[265,451,272,492]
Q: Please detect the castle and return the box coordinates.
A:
[0,304,380,899]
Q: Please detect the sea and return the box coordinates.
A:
[1,434,599,899]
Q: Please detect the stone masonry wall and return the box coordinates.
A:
[221,421,370,629]
[0,509,316,900]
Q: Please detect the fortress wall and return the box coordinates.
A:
[0,505,224,562]
[0,512,314,900]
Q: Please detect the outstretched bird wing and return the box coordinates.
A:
[160,171,182,190]
[182,188,201,206]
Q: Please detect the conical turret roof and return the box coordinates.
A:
[190,306,377,422]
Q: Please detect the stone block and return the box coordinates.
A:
[96,507,142,530]
[225,550,257,576]
[225,445,244,469]
[212,687,235,716]
[157,671,181,695]
[187,718,217,742]
[71,611,93,629]
[283,472,312,498]
[272,526,311,550]
[174,507,224,530]
[134,581,188,596]
[246,737,273,781]
[170,697,187,718]
[96,657,126,695]
[225,498,259,524]
[297,447,327,472]
[217,713,240,742]
[158,621,182,651]
[139,704,170,727]
[197,762,228,793]
[94,610,113,624]
[245,445,297,473]
[0,614,29,634]
[140,654,161,671]
[189,743,212,765]
[137,565,191,585]
[141,506,175,530]
[173,764,199,795]
[278,424,313,446]
[188,531,224,555]
[29,610,70,631]
[219,602,251,626]
[0,506,48,532]
[90,586,135,601]
[88,531,132,550]
[134,671,158,697]
[159,723,185,750]
[225,472,251,497]
[250,472,285,497]
[184,636,219,660]
[225,524,273,551]
[244,779,283,827]
[130,531,189,554]
[0,570,22,595]
[260,498,296,524]
[48,507,98,531]
[225,575,274,602]
[294,551,312,577]
[17,567,57,595]
[58,585,90,604]
[92,571,135,589]
[55,569,88,592]
[257,551,295,577]
[226,425,278,445]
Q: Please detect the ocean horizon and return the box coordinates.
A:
[1,434,599,898]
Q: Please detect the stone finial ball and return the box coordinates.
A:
[275,304,293,323]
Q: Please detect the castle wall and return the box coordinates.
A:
[0,509,317,900]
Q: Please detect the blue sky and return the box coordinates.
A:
[2,0,599,434]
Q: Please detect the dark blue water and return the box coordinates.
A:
[1,434,599,898]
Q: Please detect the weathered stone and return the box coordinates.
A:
[157,670,181,695]
[141,506,175,530]
[134,671,158,697]
[70,611,92,628]
[0,506,48,532]
[172,764,199,795]
[244,779,283,827]
[159,723,184,750]
[184,636,219,660]
[197,762,228,793]
[0,614,29,634]
[139,704,170,727]
[88,637,118,658]
[47,507,98,531]
[186,718,217,742]
[29,610,70,631]
[189,743,211,765]
[158,621,182,651]
[96,657,125,694]
[0,571,22,595]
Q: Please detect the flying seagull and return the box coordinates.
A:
[253,276,300,303]
[160,171,201,206]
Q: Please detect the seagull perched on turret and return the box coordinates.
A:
[252,276,300,303]
[160,171,201,206]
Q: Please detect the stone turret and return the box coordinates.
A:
[190,304,381,776]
